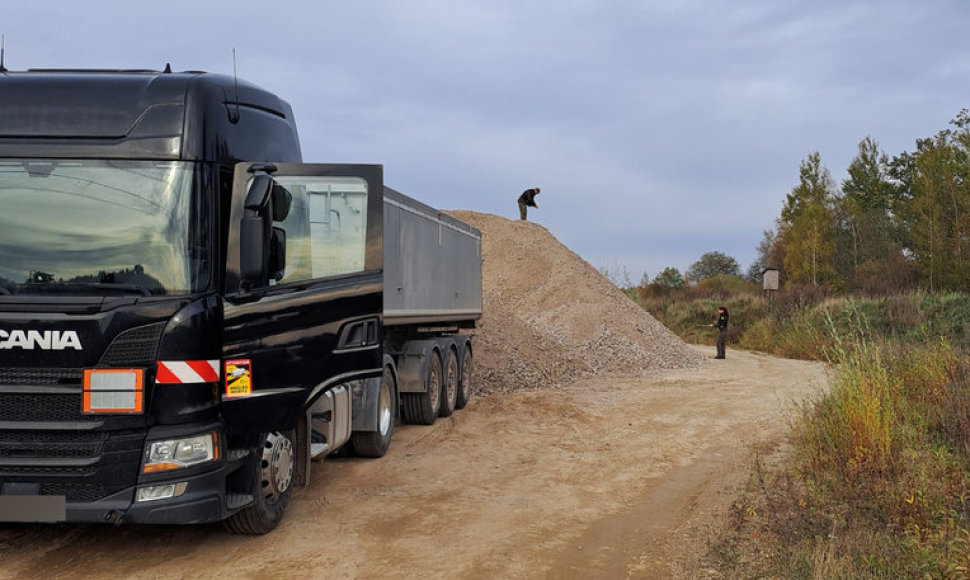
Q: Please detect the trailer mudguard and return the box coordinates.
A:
[395,340,439,394]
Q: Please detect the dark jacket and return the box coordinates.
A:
[518,188,539,207]
[715,310,729,329]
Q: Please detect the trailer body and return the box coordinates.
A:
[0,69,481,532]
[383,186,482,326]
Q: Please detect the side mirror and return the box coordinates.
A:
[239,216,266,284]
[239,173,284,290]
[269,227,287,281]
[271,184,292,222]
[245,175,291,222]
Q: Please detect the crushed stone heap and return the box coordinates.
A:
[447,211,706,394]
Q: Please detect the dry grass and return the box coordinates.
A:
[706,311,970,578]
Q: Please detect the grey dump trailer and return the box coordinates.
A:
[380,186,482,426]
[383,187,482,326]
[0,68,482,533]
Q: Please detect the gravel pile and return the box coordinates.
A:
[447,211,706,394]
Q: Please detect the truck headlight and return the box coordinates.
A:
[143,432,219,473]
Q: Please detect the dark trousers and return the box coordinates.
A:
[716,328,727,359]
[518,200,528,220]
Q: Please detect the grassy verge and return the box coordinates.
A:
[705,310,970,577]
[639,288,970,361]
[632,288,970,576]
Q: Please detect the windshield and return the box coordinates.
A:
[0,160,208,296]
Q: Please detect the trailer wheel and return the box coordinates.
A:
[352,367,397,458]
[224,430,295,535]
[456,344,473,409]
[402,348,442,425]
[439,346,459,417]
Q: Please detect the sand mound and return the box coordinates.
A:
[447,211,706,394]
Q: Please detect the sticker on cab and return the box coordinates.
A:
[224,359,252,398]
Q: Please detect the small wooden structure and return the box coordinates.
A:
[762,268,780,292]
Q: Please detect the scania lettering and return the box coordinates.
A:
[0,330,82,350]
[0,68,482,533]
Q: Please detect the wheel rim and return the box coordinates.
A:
[445,353,458,404]
[378,378,392,435]
[461,351,473,397]
[428,355,441,409]
[260,432,293,504]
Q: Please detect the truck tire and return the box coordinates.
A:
[439,345,459,417]
[456,344,473,409]
[224,430,295,534]
[351,367,397,458]
[402,348,442,425]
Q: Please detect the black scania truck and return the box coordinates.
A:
[0,68,482,533]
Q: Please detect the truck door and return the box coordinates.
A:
[221,163,384,434]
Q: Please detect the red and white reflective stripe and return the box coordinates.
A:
[155,360,220,384]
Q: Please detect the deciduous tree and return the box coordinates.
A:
[838,137,899,275]
[781,152,839,287]
[652,267,685,289]
[686,251,741,281]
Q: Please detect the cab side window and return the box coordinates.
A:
[272,176,369,284]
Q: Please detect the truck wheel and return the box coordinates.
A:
[456,345,473,409]
[402,349,442,425]
[224,430,295,535]
[439,346,459,417]
[352,367,397,458]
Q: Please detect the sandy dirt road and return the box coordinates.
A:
[0,347,826,579]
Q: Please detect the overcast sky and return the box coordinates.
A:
[6,1,970,282]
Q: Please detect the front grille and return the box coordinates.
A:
[0,429,144,502]
[0,465,96,476]
[39,483,105,502]
[0,375,146,504]
[0,431,105,460]
[0,431,103,445]
[0,368,83,386]
[0,319,167,507]
[0,393,99,422]
[100,322,166,366]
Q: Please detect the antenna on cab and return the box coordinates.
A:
[231,48,241,123]
[1,34,8,73]
[223,48,241,124]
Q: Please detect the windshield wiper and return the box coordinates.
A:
[17,281,154,296]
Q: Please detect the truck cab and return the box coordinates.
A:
[0,69,400,532]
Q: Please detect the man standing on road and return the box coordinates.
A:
[711,306,729,359]
[518,187,540,220]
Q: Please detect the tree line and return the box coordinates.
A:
[644,108,970,294]
[609,108,970,295]
[749,109,970,294]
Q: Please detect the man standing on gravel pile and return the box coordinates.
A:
[710,306,729,359]
[518,187,540,220]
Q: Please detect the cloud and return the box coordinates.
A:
[4,0,970,278]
